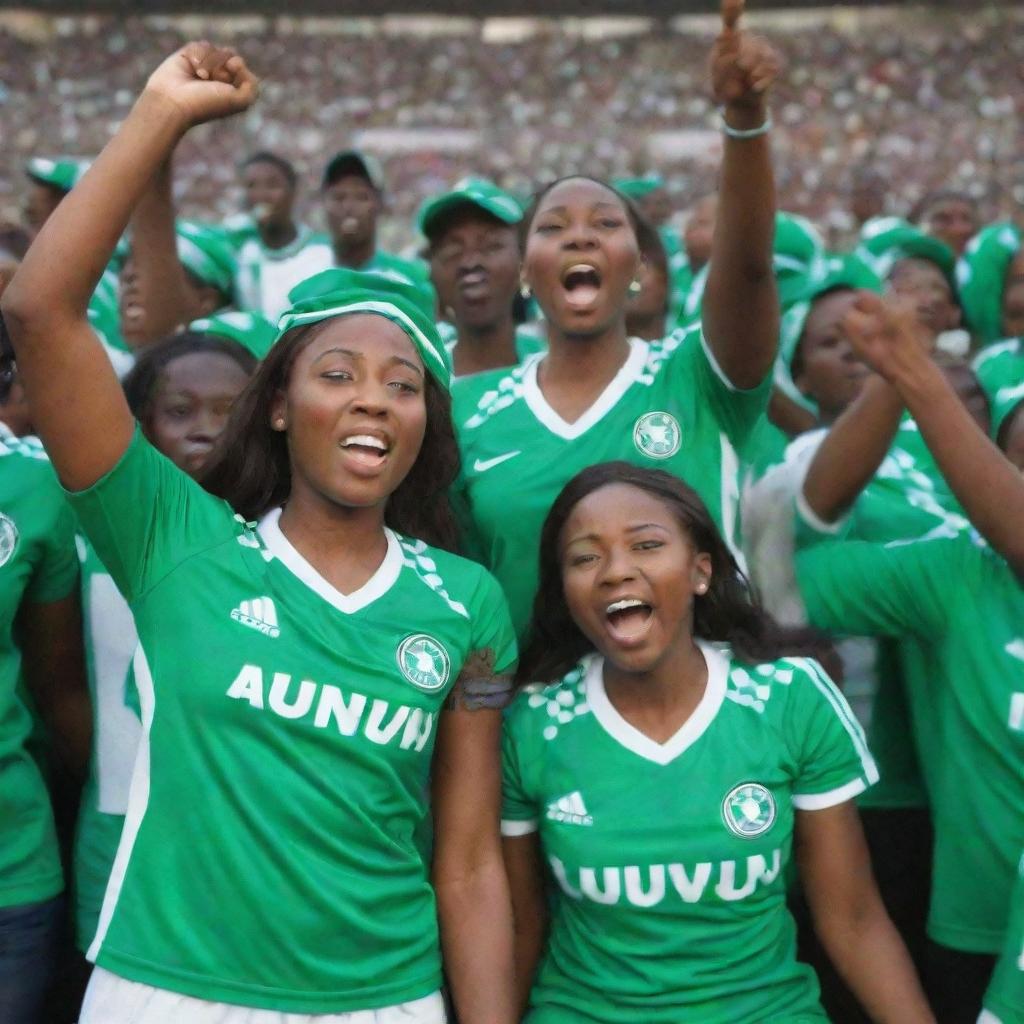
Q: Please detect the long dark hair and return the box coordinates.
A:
[199,318,461,550]
[517,461,826,684]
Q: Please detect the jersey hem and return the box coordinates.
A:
[792,776,868,810]
[92,952,444,1015]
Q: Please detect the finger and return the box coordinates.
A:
[722,0,744,31]
[851,291,885,316]
[195,44,233,82]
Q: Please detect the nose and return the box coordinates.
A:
[187,407,224,443]
[599,545,637,587]
[562,219,599,252]
[350,380,391,418]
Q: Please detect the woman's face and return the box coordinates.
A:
[148,351,252,478]
[887,258,960,336]
[560,483,711,675]
[920,197,977,257]
[243,160,295,229]
[272,315,427,513]
[523,178,640,340]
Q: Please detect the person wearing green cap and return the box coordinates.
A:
[797,292,1024,1021]
[957,222,1024,347]
[910,189,979,259]
[3,41,518,1024]
[24,156,89,237]
[419,177,543,379]
[190,309,279,360]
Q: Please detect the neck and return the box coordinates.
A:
[277,481,389,595]
[625,311,666,342]
[452,316,518,377]
[259,220,299,250]
[333,236,376,269]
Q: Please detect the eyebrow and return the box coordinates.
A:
[564,522,670,545]
[538,202,624,217]
[311,347,423,376]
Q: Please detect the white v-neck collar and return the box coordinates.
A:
[257,507,404,615]
[585,641,729,765]
[522,337,648,440]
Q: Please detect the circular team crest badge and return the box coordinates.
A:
[0,513,18,568]
[722,783,776,838]
[633,411,681,459]
[397,634,451,692]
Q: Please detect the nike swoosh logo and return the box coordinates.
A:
[473,451,522,473]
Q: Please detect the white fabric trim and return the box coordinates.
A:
[585,642,729,766]
[792,777,869,810]
[699,330,742,393]
[500,818,539,837]
[795,485,847,537]
[87,644,157,961]
[976,1011,1003,1024]
[521,337,648,440]
[258,509,403,615]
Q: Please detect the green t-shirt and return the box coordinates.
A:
[982,849,1024,1024]
[797,532,1024,952]
[502,643,874,1024]
[974,337,1024,436]
[453,327,771,638]
[0,435,79,907]
[68,430,517,1012]
[73,534,141,951]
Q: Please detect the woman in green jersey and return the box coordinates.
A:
[502,461,935,1024]
[4,42,517,1024]
[452,0,781,638]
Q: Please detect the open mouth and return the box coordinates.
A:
[457,269,490,299]
[561,263,602,310]
[604,597,654,644]
[339,433,390,469]
[340,217,361,235]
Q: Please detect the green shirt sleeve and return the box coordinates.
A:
[500,689,541,834]
[66,428,238,605]
[468,567,518,677]
[25,465,79,604]
[783,657,880,808]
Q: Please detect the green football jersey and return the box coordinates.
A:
[974,338,1024,435]
[453,328,771,638]
[502,643,875,1024]
[798,532,1024,953]
[73,534,141,951]
[69,430,516,1012]
[0,435,79,907]
[981,849,1024,1024]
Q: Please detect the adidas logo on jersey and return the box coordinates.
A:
[231,597,280,638]
[547,791,593,826]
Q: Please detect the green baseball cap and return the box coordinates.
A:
[278,268,451,391]
[190,310,278,359]
[612,174,665,200]
[418,177,523,240]
[323,150,386,192]
[856,216,957,290]
[957,222,1022,346]
[175,221,238,298]
[25,156,90,192]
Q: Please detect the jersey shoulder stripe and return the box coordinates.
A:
[509,662,590,736]
[397,535,481,619]
[456,358,534,431]
[0,434,51,463]
[723,657,799,714]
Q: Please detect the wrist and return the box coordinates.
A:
[134,87,193,138]
[721,100,769,131]
[888,354,945,407]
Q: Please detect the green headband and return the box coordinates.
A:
[175,221,237,297]
[856,216,957,290]
[190,311,278,359]
[277,268,452,391]
[612,174,664,199]
[957,222,1022,346]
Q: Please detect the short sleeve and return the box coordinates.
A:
[500,692,540,836]
[468,568,518,677]
[66,428,238,604]
[783,657,880,809]
[666,326,772,449]
[25,468,79,604]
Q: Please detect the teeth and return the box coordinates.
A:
[567,263,597,276]
[606,598,647,615]
[342,435,387,451]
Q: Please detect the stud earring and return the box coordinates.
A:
[628,278,642,295]
[273,419,285,430]
[696,581,708,595]
[520,282,532,299]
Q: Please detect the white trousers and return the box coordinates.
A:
[79,967,447,1024]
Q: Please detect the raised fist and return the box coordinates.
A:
[710,0,782,111]
[842,292,932,381]
[145,41,258,128]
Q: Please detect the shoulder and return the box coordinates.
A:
[395,533,506,619]
[0,435,62,491]
[506,662,590,740]
[452,358,533,431]
[721,649,820,718]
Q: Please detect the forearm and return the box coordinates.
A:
[703,100,778,387]
[435,857,517,1024]
[802,376,904,523]
[891,355,1024,572]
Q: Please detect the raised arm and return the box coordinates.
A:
[843,293,1024,575]
[702,0,781,389]
[1,43,256,490]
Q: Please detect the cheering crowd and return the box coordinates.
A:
[1,3,1023,1023]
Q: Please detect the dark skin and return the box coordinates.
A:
[429,206,521,376]
[683,193,717,271]
[242,159,298,249]
[635,186,672,229]
[625,258,669,341]
[1002,407,1024,472]
[323,173,379,268]
[0,373,32,437]
[24,180,65,237]
[886,258,960,338]
[1004,278,1024,339]
[918,196,977,257]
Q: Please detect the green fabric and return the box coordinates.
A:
[798,532,1024,953]
[983,849,1024,1024]
[175,221,237,297]
[503,646,873,1023]
[67,428,516,1010]
[611,173,664,199]
[974,338,1024,434]
[280,268,451,390]
[25,156,89,192]
[856,216,957,289]
[0,435,79,908]
[958,222,1023,345]
[418,177,522,239]
[191,311,278,359]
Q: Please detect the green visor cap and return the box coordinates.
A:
[175,221,238,297]
[612,174,665,199]
[323,150,386,191]
[774,212,828,306]
[190,311,278,359]
[26,156,90,192]
[775,253,883,412]
[856,216,957,290]
[418,177,523,240]
[277,268,452,391]
[957,222,1022,346]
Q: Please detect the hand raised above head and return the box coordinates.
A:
[842,292,932,380]
[145,41,258,129]
[710,0,782,112]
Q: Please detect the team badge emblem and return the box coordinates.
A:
[722,783,776,838]
[633,411,681,459]
[0,513,18,568]
[397,634,451,692]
